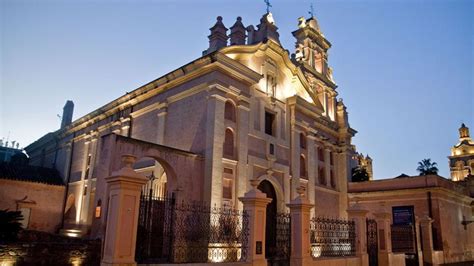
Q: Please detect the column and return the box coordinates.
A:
[306,135,317,218]
[236,99,250,210]
[347,204,369,266]
[374,212,394,266]
[239,179,271,266]
[287,187,314,266]
[415,216,424,266]
[101,155,148,266]
[204,88,226,207]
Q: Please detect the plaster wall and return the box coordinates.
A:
[0,179,65,233]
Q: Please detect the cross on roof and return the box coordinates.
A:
[308,3,315,17]
[264,0,272,13]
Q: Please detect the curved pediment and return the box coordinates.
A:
[220,40,323,111]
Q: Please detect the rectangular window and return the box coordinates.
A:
[265,111,275,136]
[223,178,233,199]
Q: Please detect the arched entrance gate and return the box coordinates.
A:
[257,180,291,266]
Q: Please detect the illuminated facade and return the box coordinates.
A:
[449,123,474,181]
[25,12,366,236]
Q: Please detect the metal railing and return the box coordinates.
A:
[135,195,248,264]
[310,217,356,258]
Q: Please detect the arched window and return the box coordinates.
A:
[318,147,325,162]
[223,128,235,159]
[300,133,306,149]
[330,151,334,165]
[300,155,307,179]
[224,101,236,122]
[318,167,326,185]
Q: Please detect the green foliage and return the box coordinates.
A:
[0,209,23,243]
[417,159,439,176]
[351,167,369,182]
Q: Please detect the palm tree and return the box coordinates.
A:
[351,166,370,182]
[417,159,439,176]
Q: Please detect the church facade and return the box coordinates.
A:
[25,12,364,237]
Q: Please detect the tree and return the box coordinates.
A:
[0,209,23,243]
[417,159,439,176]
[351,166,369,182]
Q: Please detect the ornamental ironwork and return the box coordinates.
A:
[266,211,291,265]
[310,216,356,258]
[366,218,378,266]
[135,195,248,264]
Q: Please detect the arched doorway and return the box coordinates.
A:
[257,180,290,265]
[258,180,277,260]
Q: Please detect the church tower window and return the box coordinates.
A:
[265,111,276,136]
[300,155,307,179]
[224,101,236,122]
[300,133,306,149]
[223,128,235,159]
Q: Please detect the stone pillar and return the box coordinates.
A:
[415,216,424,266]
[287,187,314,266]
[374,212,394,266]
[420,215,435,264]
[204,88,226,207]
[347,204,369,266]
[239,179,271,266]
[101,155,148,266]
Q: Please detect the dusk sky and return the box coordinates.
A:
[1,0,473,179]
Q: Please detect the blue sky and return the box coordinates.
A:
[1,0,473,179]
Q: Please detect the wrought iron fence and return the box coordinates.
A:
[310,216,356,258]
[172,203,248,263]
[135,195,249,264]
[391,224,415,253]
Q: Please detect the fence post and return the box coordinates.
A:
[415,216,423,266]
[419,215,435,265]
[374,212,394,265]
[239,179,271,266]
[101,155,148,266]
[347,204,369,266]
[287,187,314,266]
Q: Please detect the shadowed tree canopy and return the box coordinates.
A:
[351,167,369,182]
[417,158,439,176]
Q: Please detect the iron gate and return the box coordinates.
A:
[135,193,175,263]
[266,211,291,266]
[366,219,378,266]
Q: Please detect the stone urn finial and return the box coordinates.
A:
[296,186,306,198]
[250,179,260,190]
[121,154,137,168]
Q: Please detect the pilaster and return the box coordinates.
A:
[204,90,226,207]
[236,100,250,210]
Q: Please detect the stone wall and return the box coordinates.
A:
[0,179,65,233]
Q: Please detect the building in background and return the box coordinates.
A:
[449,123,474,181]
[348,174,474,264]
